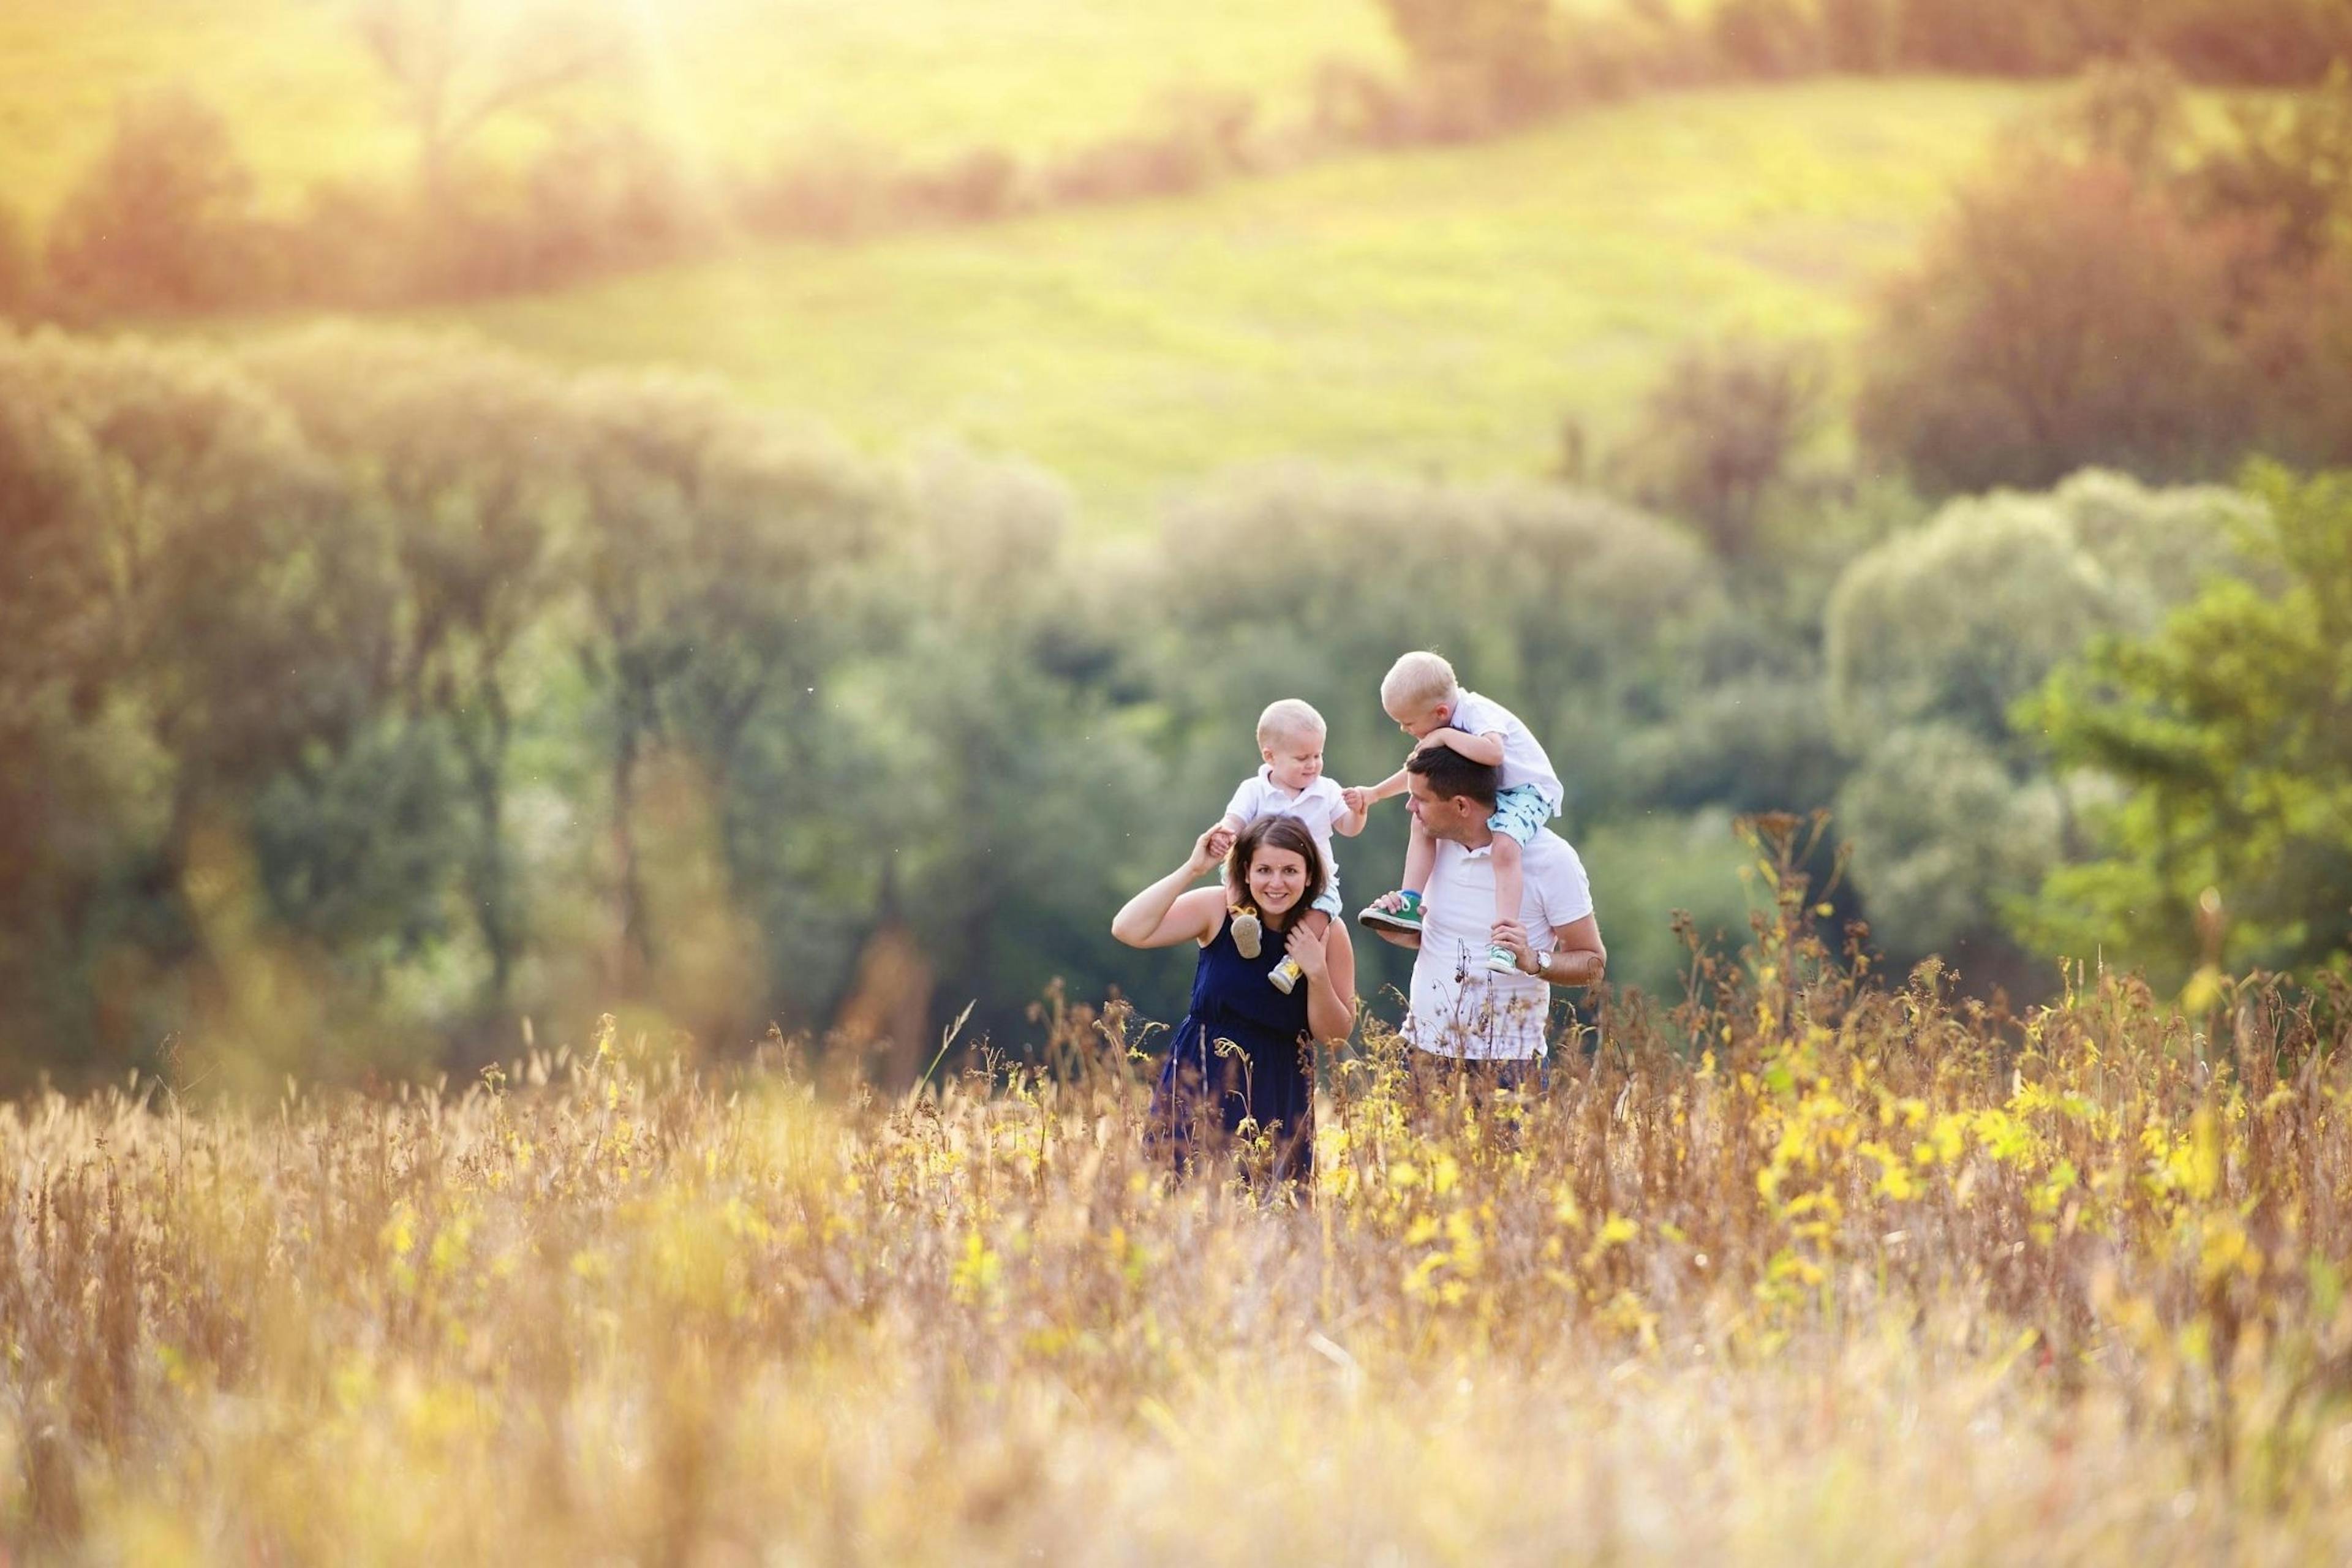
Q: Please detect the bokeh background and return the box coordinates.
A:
[1,0,2347,1090]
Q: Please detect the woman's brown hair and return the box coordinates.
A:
[1224,813,1327,929]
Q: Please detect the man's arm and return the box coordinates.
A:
[1492,916,1604,988]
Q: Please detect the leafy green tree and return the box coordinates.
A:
[242,327,576,1005]
[2017,464,2352,987]
[1824,471,2253,973]
[0,331,465,1071]
[1835,723,2062,963]
[565,371,884,1000]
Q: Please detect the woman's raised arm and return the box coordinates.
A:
[1111,827,1227,949]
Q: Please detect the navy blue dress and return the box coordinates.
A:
[1148,911,1316,1181]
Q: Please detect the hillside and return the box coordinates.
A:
[400,78,2049,526]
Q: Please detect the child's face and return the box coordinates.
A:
[1246,847,1310,916]
[1387,698,1451,741]
[1261,729,1325,790]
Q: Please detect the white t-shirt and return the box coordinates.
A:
[1403,827,1594,1061]
[1224,767,1348,887]
[1449,688,1563,812]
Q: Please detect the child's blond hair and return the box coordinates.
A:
[1379,651,1457,714]
[1256,698,1326,750]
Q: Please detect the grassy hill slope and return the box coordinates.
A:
[401,78,2047,526]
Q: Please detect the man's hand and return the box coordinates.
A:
[1491,918,1539,976]
[1366,889,1422,949]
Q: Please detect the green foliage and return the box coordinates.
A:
[1823,469,2252,967]
[1833,723,2061,961]
[2018,464,2352,987]
[0,304,2335,1082]
[1573,809,1761,1000]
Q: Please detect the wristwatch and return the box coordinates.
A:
[1534,950,1551,978]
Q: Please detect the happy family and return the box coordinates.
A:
[1110,650,1607,1178]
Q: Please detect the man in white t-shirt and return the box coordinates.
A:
[1364,744,1605,1075]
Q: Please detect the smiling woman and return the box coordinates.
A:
[1111,813,1357,1183]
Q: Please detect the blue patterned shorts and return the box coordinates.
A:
[1488,782,1558,845]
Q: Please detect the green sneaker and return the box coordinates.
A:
[1356,892,1423,934]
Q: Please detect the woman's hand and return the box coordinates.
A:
[1285,923,1329,984]
[1187,824,1228,877]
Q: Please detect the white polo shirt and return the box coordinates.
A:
[1403,826,1594,1061]
[1449,688,1564,812]
[1224,767,1348,885]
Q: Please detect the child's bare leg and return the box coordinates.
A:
[1487,832,1524,971]
[1402,814,1437,897]
[1491,832,1523,935]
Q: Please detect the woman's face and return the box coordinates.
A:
[1245,846,1310,918]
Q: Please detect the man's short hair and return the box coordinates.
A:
[1380,650,1457,714]
[1406,742,1499,807]
[1256,698,1325,750]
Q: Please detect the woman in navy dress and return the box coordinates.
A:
[1112,813,1358,1182]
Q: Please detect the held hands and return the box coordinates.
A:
[1192,824,1232,875]
[1341,785,1374,818]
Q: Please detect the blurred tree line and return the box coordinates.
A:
[4,313,2340,1090]
[6,61,2350,1086]
[0,319,1780,1085]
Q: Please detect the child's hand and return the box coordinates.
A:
[1204,824,1236,862]
[1341,786,1373,817]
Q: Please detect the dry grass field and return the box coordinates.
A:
[7,834,2351,1562]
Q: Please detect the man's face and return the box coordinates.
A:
[1404,771,1482,844]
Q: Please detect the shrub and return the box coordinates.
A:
[1609,336,1830,562]
[1856,153,2247,496]
[522,122,713,279]
[738,140,902,240]
[43,91,266,313]
[0,202,31,320]
[1711,0,1826,78]
[897,147,1026,223]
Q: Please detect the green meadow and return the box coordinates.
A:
[410,78,2049,527]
